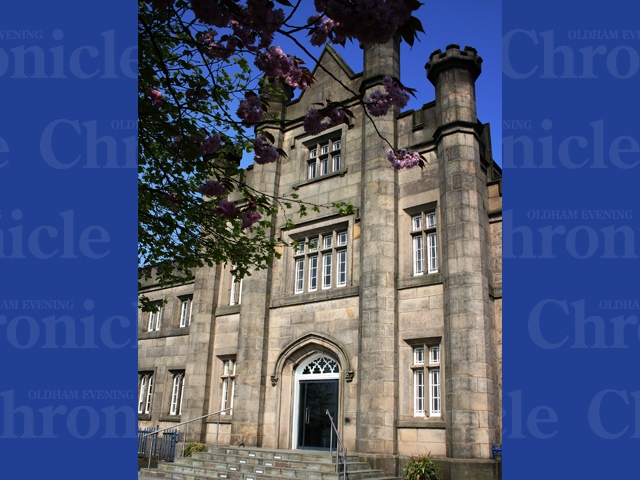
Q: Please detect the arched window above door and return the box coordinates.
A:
[301,356,340,376]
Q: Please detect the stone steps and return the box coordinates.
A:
[139,446,401,480]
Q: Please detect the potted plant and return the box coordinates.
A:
[403,453,441,480]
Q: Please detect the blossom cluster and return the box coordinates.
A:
[312,0,412,45]
[254,47,309,90]
[303,108,347,135]
[212,199,262,230]
[197,29,233,60]
[386,148,421,170]
[191,0,284,55]
[199,180,228,197]
[199,134,221,155]
[214,199,237,217]
[241,204,262,229]
[237,92,264,126]
[308,17,342,46]
[366,76,409,116]
[254,136,279,165]
[145,87,164,107]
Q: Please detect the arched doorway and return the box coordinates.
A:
[292,353,340,450]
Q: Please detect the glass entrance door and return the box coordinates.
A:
[297,380,338,450]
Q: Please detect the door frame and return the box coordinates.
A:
[292,353,340,449]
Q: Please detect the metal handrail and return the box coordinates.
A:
[143,407,233,469]
[326,410,347,480]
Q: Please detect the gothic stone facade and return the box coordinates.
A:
[138,42,503,480]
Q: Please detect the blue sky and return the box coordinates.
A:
[264,0,502,166]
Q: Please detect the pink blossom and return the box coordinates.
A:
[199,134,221,155]
[241,209,262,229]
[303,109,330,135]
[145,87,164,107]
[237,92,264,125]
[255,46,294,77]
[284,68,308,90]
[366,90,390,116]
[307,14,323,27]
[315,0,412,45]
[254,136,279,165]
[199,180,228,197]
[383,76,409,109]
[190,0,231,27]
[214,199,237,217]
[328,108,346,125]
[310,18,335,46]
[246,0,285,38]
[366,76,409,116]
[387,148,420,170]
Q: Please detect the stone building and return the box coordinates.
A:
[138,41,502,479]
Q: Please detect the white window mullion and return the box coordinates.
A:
[427,232,438,273]
[337,250,347,287]
[295,258,304,294]
[221,378,229,412]
[430,368,441,416]
[309,255,318,292]
[179,376,184,415]
[155,307,162,331]
[170,375,180,415]
[414,369,425,416]
[413,235,424,276]
[138,376,147,414]
[322,253,332,289]
[230,275,238,305]
[145,375,154,414]
[180,300,189,327]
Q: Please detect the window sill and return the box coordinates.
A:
[216,305,241,316]
[271,285,359,308]
[397,273,443,290]
[139,326,190,340]
[158,415,181,423]
[137,413,151,421]
[292,168,348,190]
[397,418,446,429]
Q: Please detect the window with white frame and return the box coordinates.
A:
[220,358,236,414]
[138,372,154,414]
[169,371,185,416]
[147,305,163,332]
[307,137,342,179]
[230,266,243,306]
[411,211,438,276]
[411,343,441,417]
[293,229,348,294]
[179,297,192,327]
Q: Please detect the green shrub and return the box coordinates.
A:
[183,442,207,457]
[403,453,441,480]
